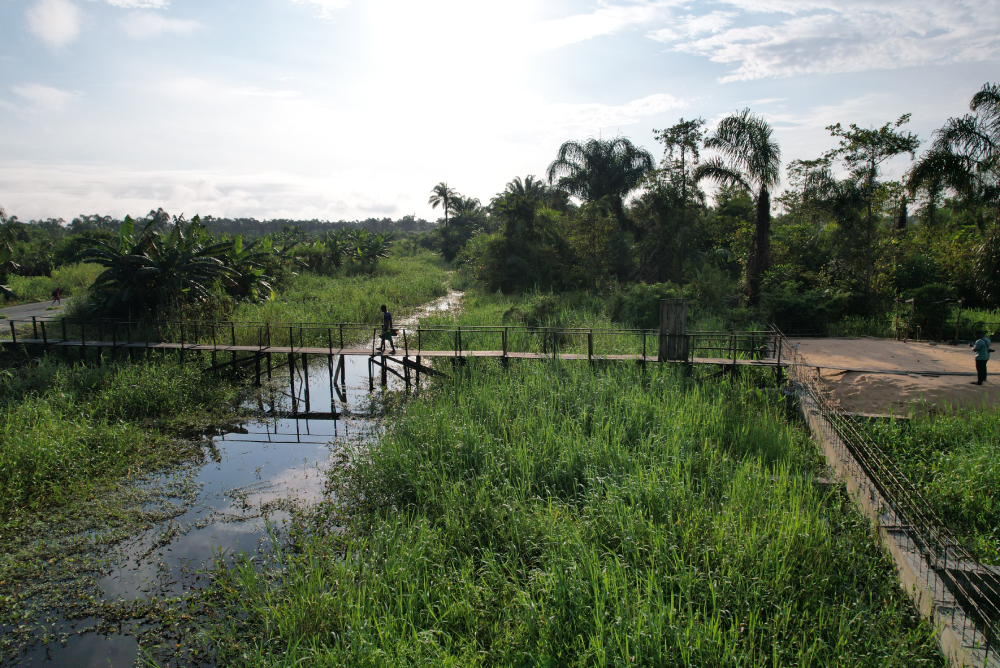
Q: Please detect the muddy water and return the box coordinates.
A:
[9,355,389,667]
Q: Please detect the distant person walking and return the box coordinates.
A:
[379,304,396,355]
[50,288,61,306]
[971,330,992,385]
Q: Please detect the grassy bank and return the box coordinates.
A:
[0,354,244,518]
[210,362,942,666]
[234,251,450,325]
[1,263,103,308]
[0,350,248,661]
[416,289,766,357]
[865,410,1000,565]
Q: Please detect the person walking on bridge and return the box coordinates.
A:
[971,330,991,385]
[379,304,396,355]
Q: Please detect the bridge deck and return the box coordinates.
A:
[2,338,787,367]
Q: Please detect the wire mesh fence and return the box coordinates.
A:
[783,330,1000,666]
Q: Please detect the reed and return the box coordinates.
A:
[865,409,1000,564]
[0,356,241,517]
[210,362,943,666]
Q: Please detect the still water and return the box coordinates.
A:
[10,353,396,667]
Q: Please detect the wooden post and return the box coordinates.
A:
[328,352,335,410]
[231,322,237,370]
[79,321,84,358]
[41,320,48,350]
[32,316,38,340]
[10,319,16,346]
[339,323,344,349]
[588,330,593,364]
[180,323,186,365]
[658,299,688,362]
[503,327,508,358]
[955,299,963,342]
[892,298,900,340]
[211,324,218,368]
[302,353,311,412]
[61,318,67,343]
[255,353,262,387]
[289,352,298,413]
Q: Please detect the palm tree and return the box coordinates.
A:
[546,137,654,232]
[428,182,459,226]
[910,83,999,221]
[693,109,781,303]
[910,83,999,305]
[0,206,22,300]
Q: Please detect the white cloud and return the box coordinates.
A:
[119,12,202,39]
[12,84,78,112]
[648,1,1000,81]
[543,93,686,134]
[104,0,170,7]
[289,0,350,19]
[25,0,81,48]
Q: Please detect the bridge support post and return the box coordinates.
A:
[289,353,298,413]
[659,299,689,362]
[303,353,311,412]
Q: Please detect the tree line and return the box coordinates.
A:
[425,82,999,333]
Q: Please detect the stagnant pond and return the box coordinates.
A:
[3,293,461,667]
[7,351,397,667]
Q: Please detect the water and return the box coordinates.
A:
[7,353,395,667]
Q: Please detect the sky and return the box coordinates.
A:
[1,0,998,222]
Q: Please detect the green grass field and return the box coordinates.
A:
[864,410,1000,565]
[234,251,450,325]
[209,362,943,667]
[2,263,103,307]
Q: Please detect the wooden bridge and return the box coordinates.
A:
[2,307,787,411]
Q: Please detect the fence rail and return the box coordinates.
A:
[0,316,786,365]
[782,329,999,666]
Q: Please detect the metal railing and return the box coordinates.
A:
[0,316,787,364]
[781,327,999,666]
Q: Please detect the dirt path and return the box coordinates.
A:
[790,337,997,415]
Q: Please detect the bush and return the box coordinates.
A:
[902,283,957,340]
[760,280,847,336]
[603,282,684,329]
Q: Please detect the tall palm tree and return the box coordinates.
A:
[546,137,654,232]
[693,109,781,303]
[910,82,999,220]
[428,182,459,227]
[910,83,999,305]
[0,206,22,300]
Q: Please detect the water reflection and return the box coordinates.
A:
[10,353,396,667]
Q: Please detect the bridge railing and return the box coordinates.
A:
[2,316,785,363]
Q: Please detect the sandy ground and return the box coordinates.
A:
[789,337,997,415]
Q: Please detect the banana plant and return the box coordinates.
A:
[224,235,275,301]
[78,215,233,317]
[347,229,394,269]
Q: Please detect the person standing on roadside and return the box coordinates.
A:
[379,304,396,355]
[971,330,991,385]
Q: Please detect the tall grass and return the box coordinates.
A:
[2,263,103,305]
[211,362,942,666]
[0,357,241,517]
[864,410,1000,564]
[233,251,449,326]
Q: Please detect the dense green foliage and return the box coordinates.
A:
[865,411,1000,565]
[210,363,942,666]
[0,356,241,518]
